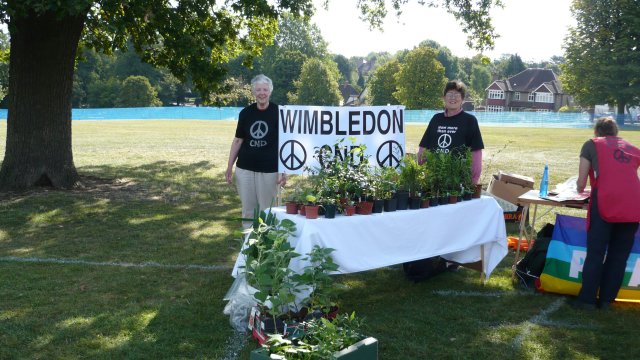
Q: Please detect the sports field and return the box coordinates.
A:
[1,120,639,359]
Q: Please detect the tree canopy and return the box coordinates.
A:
[394,46,447,110]
[289,57,342,105]
[561,0,640,120]
[368,59,401,105]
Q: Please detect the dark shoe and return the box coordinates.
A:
[598,301,612,311]
[569,298,597,311]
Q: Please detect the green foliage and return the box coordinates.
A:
[207,77,253,107]
[470,63,492,96]
[367,59,400,105]
[262,312,365,359]
[242,209,301,317]
[333,54,357,85]
[264,49,307,105]
[118,75,162,107]
[259,13,332,104]
[292,245,339,312]
[561,0,640,112]
[289,58,341,105]
[305,138,372,203]
[86,77,121,108]
[494,54,526,78]
[398,154,421,196]
[394,46,447,110]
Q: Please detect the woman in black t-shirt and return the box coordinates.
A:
[417,80,484,184]
[225,74,287,227]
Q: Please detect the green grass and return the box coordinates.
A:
[1,120,640,359]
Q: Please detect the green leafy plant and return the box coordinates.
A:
[399,154,422,196]
[242,209,301,320]
[261,312,366,359]
[292,245,339,314]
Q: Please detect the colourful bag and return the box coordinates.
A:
[537,214,640,301]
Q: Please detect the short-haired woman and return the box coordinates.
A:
[225,74,287,228]
[574,116,640,310]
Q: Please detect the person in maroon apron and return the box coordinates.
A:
[574,116,640,310]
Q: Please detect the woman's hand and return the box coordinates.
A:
[277,173,287,187]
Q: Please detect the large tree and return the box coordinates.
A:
[367,59,400,105]
[0,0,500,190]
[288,58,342,106]
[394,46,447,110]
[561,0,640,123]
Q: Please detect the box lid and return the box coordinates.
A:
[498,171,535,188]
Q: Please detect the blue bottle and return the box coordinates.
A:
[539,165,549,197]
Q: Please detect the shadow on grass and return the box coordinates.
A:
[0,161,246,266]
[0,262,236,359]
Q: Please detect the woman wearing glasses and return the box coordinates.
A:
[417,80,484,185]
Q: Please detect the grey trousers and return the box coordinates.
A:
[235,167,279,228]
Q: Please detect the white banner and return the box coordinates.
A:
[278,105,406,174]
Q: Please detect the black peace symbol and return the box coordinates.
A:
[250,121,268,139]
[377,140,404,168]
[279,140,307,171]
[613,149,631,163]
[437,134,452,148]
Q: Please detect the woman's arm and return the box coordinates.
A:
[576,156,591,193]
[225,137,243,184]
[471,149,482,185]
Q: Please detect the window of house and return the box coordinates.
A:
[487,105,503,112]
[514,92,520,100]
[535,92,554,103]
[488,90,504,99]
[536,109,550,112]
[528,93,535,102]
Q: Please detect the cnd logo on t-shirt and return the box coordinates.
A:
[249,120,269,147]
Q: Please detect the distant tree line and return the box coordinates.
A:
[0,14,564,110]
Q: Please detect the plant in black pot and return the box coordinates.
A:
[398,154,422,210]
[459,147,474,200]
[380,165,399,212]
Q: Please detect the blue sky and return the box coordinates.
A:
[312,0,574,61]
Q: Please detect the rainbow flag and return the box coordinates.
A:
[538,214,640,302]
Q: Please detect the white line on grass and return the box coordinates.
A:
[0,256,232,271]
[432,290,531,297]
[511,298,566,350]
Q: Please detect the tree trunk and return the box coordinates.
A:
[0,10,87,190]
[616,102,626,126]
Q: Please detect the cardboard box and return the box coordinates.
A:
[498,171,535,188]
[488,174,533,206]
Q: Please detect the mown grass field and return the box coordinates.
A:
[1,120,639,359]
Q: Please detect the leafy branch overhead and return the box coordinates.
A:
[321,0,503,52]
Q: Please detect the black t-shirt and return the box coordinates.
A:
[234,102,279,173]
[419,111,484,154]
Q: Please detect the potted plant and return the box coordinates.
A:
[379,165,399,212]
[242,210,302,341]
[282,185,301,214]
[304,194,320,219]
[342,198,356,216]
[250,313,378,360]
[369,167,385,213]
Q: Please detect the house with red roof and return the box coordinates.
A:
[484,68,571,112]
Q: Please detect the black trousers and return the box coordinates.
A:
[578,190,639,304]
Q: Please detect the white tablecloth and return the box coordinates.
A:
[232,196,508,279]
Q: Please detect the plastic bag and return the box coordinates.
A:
[223,275,258,332]
[554,175,579,193]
